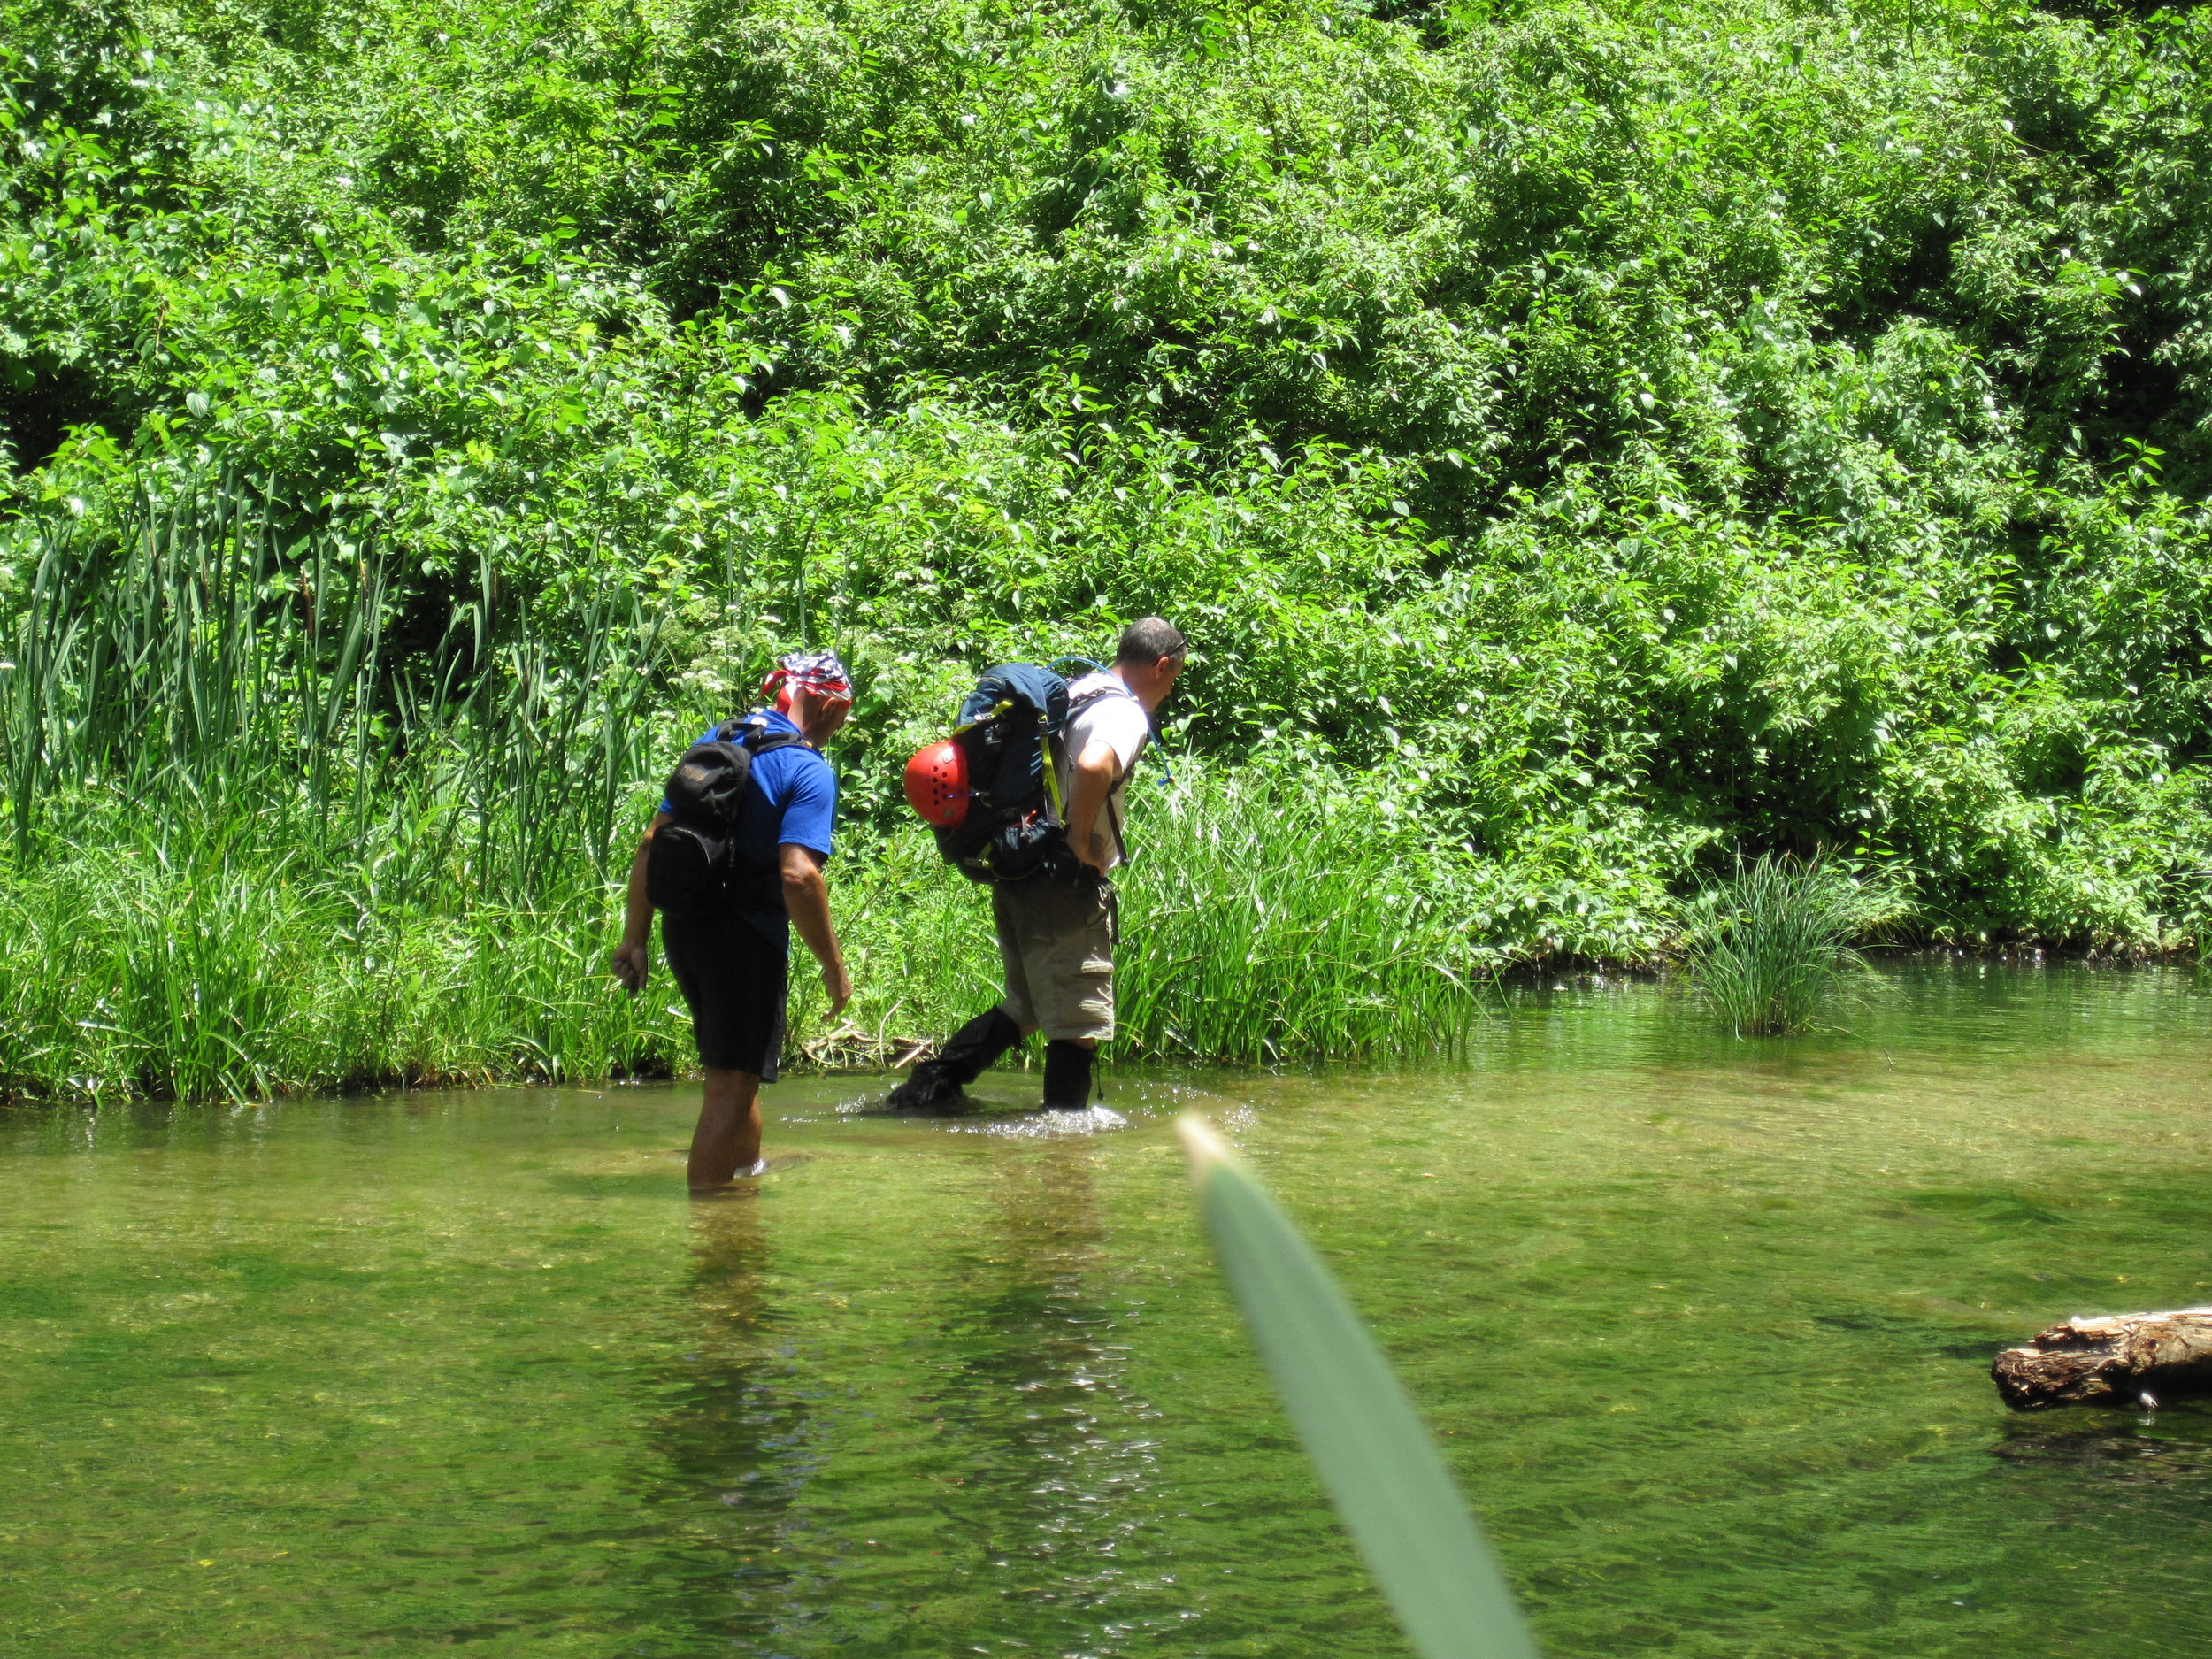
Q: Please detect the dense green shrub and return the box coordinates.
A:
[4,0,2212,1094]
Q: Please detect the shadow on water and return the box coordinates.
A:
[624,1133,1179,1655]
[643,1192,817,1652]
[1990,1403,2212,1490]
[926,1145,1147,1580]
[894,1141,1164,1646]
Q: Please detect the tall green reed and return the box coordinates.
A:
[0,472,688,1102]
[0,811,695,1103]
[1116,767,1490,1062]
[786,828,1010,1056]
[1686,853,1908,1037]
[796,768,1496,1074]
[0,771,1494,1102]
[0,472,662,906]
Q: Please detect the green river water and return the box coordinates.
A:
[3,959,2209,1657]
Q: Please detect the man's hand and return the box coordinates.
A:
[781,841,853,1025]
[821,961,854,1022]
[615,818,665,996]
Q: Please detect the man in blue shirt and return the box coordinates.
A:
[613,651,856,1188]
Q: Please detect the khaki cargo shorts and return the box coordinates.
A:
[991,876,1115,1042]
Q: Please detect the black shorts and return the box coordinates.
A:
[661,912,788,1079]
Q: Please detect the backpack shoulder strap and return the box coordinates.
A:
[706,718,812,892]
[1063,676,1175,788]
[707,715,806,757]
[1066,680,1134,713]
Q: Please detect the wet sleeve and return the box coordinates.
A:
[775,756,838,858]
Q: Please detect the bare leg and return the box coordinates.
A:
[688,1067,764,1190]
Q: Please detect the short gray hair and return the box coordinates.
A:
[1115,616,1187,666]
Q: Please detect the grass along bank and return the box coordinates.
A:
[0,767,1508,1104]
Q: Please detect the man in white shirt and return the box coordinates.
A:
[889,618,1187,1111]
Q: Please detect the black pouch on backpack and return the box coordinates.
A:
[991,811,1084,884]
[647,720,802,914]
[926,664,1091,886]
[647,817,727,912]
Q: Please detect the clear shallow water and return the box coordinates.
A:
[3,960,2209,1658]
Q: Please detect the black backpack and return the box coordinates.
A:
[647,718,806,913]
[932,663,1141,885]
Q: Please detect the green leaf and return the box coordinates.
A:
[1179,1117,1540,1659]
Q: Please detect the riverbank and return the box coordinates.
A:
[4,780,2199,1106]
[0,768,1500,1103]
[11,0,2212,1060]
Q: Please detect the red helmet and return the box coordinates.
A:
[904,740,970,828]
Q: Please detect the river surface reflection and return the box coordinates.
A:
[2,959,2208,1656]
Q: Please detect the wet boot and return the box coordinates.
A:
[1042,1040,1094,1110]
[887,1008,1021,1110]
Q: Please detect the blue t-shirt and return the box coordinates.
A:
[661,709,837,947]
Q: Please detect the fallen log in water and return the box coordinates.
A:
[1992,1308,2212,1410]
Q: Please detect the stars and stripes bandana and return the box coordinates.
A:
[762,649,853,705]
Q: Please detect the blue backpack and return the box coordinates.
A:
[931,664,1076,884]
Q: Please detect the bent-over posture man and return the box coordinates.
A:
[614,651,856,1187]
[890,618,1186,1111]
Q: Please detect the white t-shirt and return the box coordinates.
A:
[1059,672,1151,872]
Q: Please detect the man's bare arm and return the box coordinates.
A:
[780,842,854,1019]
[1061,740,1121,873]
[612,810,672,992]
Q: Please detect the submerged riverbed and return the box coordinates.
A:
[3,960,2209,1656]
